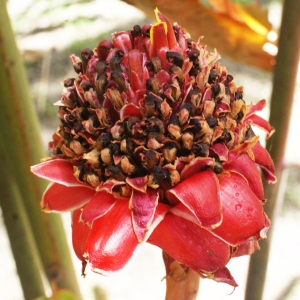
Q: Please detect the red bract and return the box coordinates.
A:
[31,8,275,287]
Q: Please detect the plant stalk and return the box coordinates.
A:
[0,150,46,299]
[245,0,300,299]
[163,252,200,300]
[0,1,82,298]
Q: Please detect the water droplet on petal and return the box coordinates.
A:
[247,208,254,217]
[235,192,239,197]
[235,204,242,211]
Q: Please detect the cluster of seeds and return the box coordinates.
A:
[50,19,255,196]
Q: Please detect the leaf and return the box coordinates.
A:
[121,0,275,71]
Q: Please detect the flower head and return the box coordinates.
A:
[31,9,275,287]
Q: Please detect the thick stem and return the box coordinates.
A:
[0,152,45,299]
[245,0,300,299]
[0,2,82,298]
[163,252,200,300]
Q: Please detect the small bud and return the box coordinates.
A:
[95,107,109,126]
[86,173,100,188]
[96,133,112,150]
[111,69,127,92]
[83,148,100,166]
[95,61,107,78]
[178,104,193,125]
[208,69,220,84]
[167,115,181,139]
[63,78,75,87]
[69,140,86,155]
[169,65,184,84]
[97,40,114,61]
[203,100,216,118]
[163,143,177,163]
[213,158,223,174]
[100,148,112,165]
[163,164,181,186]
[146,117,165,134]
[193,143,210,157]
[150,57,162,73]
[131,25,142,39]
[182,132,194,150]
[112,184,132,198]
[105,165,126,181]
[120,156,136,175]
[188,48,200,63]
[145,93,156,118]
[146,77,160,95]
[95,74,108,99]
[206,117,218,128]
[166,51,184,68]
[141,150,160,170]
[81,48,94,73]
[159,99,172,119]
[106,88,124,110]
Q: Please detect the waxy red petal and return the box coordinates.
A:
[154,69,172,86]
[80,192,118,227]
[84,200,168,275]
[245,114,275,138]
[246,99,266,117]
[129,188,159,241]
[84,200,138,275]
[41,182,95,212]
[166,170,222,229]
[251,141,276,183]
[180,157,213,181]
[148,213,231,273]
[231,240,260,258]
[212,172,267,246]
[112,31,132,55]
[128,49,144,91]
[213,267,237,287]
[154,8,177,49]
[210,143,229,161]
[72,209,91,261]
[31,159,85,187]
[170,202,200,225]
[150,22,168,58]
[120,103,143,120]
[96,180,125,193]
[224,153,264,200]
[228,136,259,161]
[126,176,147,193]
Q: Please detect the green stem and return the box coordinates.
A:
[0,152,45,299]
[0,2,82,298]
[245,1,300,299]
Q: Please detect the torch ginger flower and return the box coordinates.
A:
[31,8,275,287]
